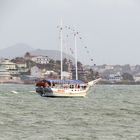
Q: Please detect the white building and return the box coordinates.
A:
[0,59,19,75]
[0,59,17,70]
[16,62,27,69]
[105,65,114,70]
[62,71,72,80]
[44,70,56,75]
[134,74,140,82]
[31,56,50,64]
[44,70,58,79]
[109,73,122,82]
[0,65,11,81]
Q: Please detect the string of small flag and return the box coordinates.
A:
[57,25,95,65]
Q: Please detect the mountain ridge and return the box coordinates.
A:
[30,49,74,61]
[0,43,74,61]
[0,43,34,58]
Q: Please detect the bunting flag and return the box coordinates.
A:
[56,24,96,65]
[70,48,74,54]
[56,25,63,30]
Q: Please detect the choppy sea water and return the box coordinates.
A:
[0,84,140,140]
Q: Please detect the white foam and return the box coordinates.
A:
[11,91,18,94]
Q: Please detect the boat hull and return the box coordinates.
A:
[35,78,101,98]
[36,87,88,97]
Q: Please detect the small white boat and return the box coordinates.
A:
[35,78,101,97]
[11,90,18,94]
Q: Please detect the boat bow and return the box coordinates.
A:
[88,78,101,86]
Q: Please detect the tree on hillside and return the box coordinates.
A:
[122,73,134,81]
[11,57,25,63]
[122,64,131,73]
[24,52,31,60]
[48,59,55,70]
[56,60,60,65]
[77,61,83,69]
[86,69,95,81]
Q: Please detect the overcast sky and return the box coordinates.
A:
[0,0,140,65]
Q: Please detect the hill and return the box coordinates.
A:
[30,49,74,61]
[0,44,74,61]
[0,43,34,58]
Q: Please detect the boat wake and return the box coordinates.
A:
[11,91,18,94]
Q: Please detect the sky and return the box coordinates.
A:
[0,0,140,65]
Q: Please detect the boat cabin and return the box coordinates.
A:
[36,79,87,90]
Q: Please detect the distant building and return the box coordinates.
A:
[95,65,114,73]
[109,73,122,82]
[0,59,19,76]
[44,70,58,79]
[31,56,50,64]
[134,73,140,82]
[44,70,56,75]
[62,71,72,80]
[16,61,28,73]
[16,62,27,69]
[105,65,114,70]
[0,59,17,70]
[0,65,11,81]
[130,66,136,71]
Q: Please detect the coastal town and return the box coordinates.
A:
[0,51,140,84]
[0,52,99,84]
[1,1,140,140]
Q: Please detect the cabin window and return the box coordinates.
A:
[70,85,74,89]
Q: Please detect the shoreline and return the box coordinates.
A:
[0,82,140,85]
